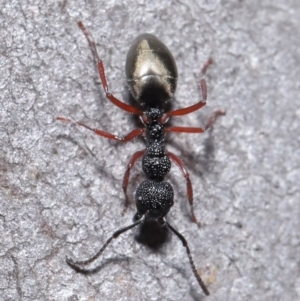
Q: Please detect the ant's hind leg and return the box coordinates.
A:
[201,57,213,76]
[77,21,143,116]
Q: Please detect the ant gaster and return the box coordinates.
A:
[58,21,225,296]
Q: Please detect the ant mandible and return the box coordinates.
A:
[58,21,225,296]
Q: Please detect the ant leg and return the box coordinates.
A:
[66,217,144,268]
[160,58,215,123]
[57,117,145,142]
[122,149,145,214]
[77,21,142,116]
[161,79,208,123]
[167,151,200,226]
[201,57,213,76]
[165,110,225,134]
[166,221,209,296]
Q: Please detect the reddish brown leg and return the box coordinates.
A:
[57,117,145,142]
[160,57,214,124]
[167,151,201,226]
[122,150,145,214]
[165,110,225,134]
[161,79,208,123]
[77,21,143,116]
[201,57,213,76]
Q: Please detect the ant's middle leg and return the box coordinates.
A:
[165,110,225,134]
[57,117,145,142]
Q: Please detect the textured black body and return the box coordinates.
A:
[135,107,173,223]
[124,33,179,224]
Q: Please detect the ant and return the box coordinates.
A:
[58,21,225,296]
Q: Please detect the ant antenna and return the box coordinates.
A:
[66,214,210,295]
[66,216,144,267]
[166,221,210,296]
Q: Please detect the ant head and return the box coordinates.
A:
[135,180,174,219]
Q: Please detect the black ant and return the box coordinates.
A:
[58,21,225,296]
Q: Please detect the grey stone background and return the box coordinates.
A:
[0,0,299,300]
